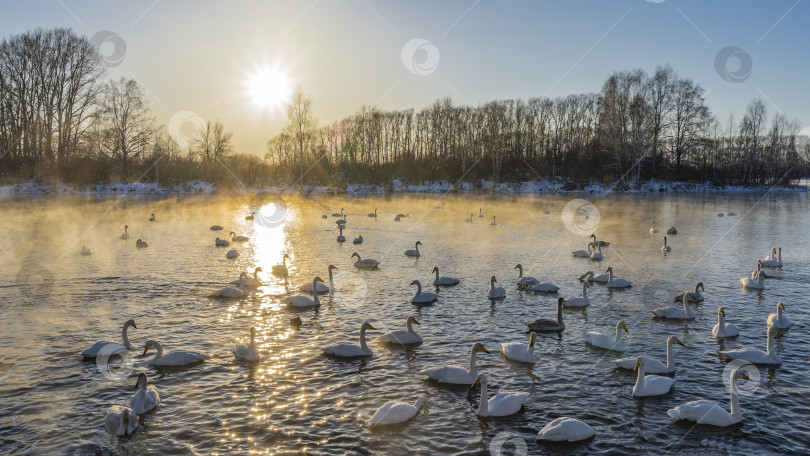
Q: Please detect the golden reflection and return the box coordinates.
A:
[254,203,290,295]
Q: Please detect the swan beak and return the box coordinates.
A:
[368,324,376,330]
[622,324,629,333]
[413,319,420,325]
[142,346,149,356]
[741,372,750,381]
[132,322,138,329]
[529,334,535,347]
[675,339,685,347]
[472,378,481,388]
[479,346,490,354]
[776,329,783,336]
[720,308,725,317]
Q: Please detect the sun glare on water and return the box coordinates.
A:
[247,66,292,110]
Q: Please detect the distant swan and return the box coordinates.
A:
[300,265,336,293]
[104,405,138,436]
[226,249,239,259]
[411,280,438,304]
[367,396,425,427]
[272,253,290,276]
[667,226,678,235]
[712,307,740,338]
[285,277,324,309]
[332,208,344,217]
[651,293,695,320]
[149,213,155,222]
[488,276,506,300]
[129,372,160,415]
[209,284,248,298]
[353,235,363,244]
[649,220,658,234]
[352,252,380,269]
[337,226,346,243]
[81,246,93,256]
[421,343,489,385]
[572,244,593,258]
[231,267,262,288]
[489,216,497,225]
[245,212,254,220]
[367,208,377,217]
[233,327,260,361]
[143,340,205,366]
[473,374,528,417]
[722,325,781,365]
[322,322,376,358]
[615,336,684,374]
[524,279,560,293]
[120,225,130,239]
[585,320,629,351]
[514,264,539,287]
[465,213,473,223]
[564,281,590,308]
[210,225,223,231]
[478,208,484,217]
[605,267,632,288]
[81,319,137,358]
[215,237,230,247]
[674,282,704,302]
[135,239,148,248]
[432,266,460,286]
[632,357,676,397]
[667,368,750,427]
[661,236,671,252]
[590,243,603,260]
[501,332,537,363]
[405,241,422,257]
[740,270,766,290]
[378,316,423,344]
[767,302,790,329]
[537,417,595,442]
[760,247,782,267]
[230,231,249,242]
[527,298,565,332]
[580,270,609,283]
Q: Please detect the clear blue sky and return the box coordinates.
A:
[1,0,808,154]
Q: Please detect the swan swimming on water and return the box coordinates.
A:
[285,277,324,308]
[149,213,155,222]
[580,270,609,283]
[478,208,484,217]
[405,241,422,257]
[767,302,790,329]
[143,340,206,367]
[674,282,704,302]
[472,374,528,417]
[81,319,137,359]
[651,293,695,320]
[81,246,93,255]
[489,216,497,226]
[432,266,460,286]
[105,405,139,436]
[632,357,676,397]
[488,276,506,300]
[527,298,565,332]
[378,316,423,344]
[740,270,766,289]
[215,237,230,247]
[667,368,750,427]
[722,325,781,365]
[230,231,249,242]
[353,235,363,244]
[300,265,336,293]
[120,225,130,240]
[367,208,377,217]
[322,322,376,358]
[231,267,262,288]
[712,307,740,338]
[272,254,290,276]
[537,417,596,442]
[564,281,590,308]
[605,267,632,288]
[209,284,248,298]
[571,243,593,258]
[761,247,782,267]
[615,336,684,374]
[410,280,438,304]
[661,236,671,253]
[210,225,223,231]
[233,327,261,361]
[226,249,239,259]
[421,342,489,385]
[129,372,160,415]
[590,243,603,260]
[337,226,346,243]
[352,252,380,269]
[649,220,658,234]
[501,332,537,363]
[514,264,539,287]
[366,396,426,427]
[585,320,629,351]
[135,239,148,248]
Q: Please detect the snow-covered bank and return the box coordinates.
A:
[0,178,806,195]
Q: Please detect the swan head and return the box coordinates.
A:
[239,272,248,278]
[416,241,422,246]
[361,322,376,331]
[472,373,488,388]
[230,231,235,236]
[757,260,763,268]
[407,316,420,326]
[472,342,489,354]
[514,264,522,270]
[124,225,128,229]
[432,266,439,273]
[668,336,685,347]
[328,265,337,271]
[557,297,565,307]
[718,306,726,317]
[255,267,263,272]
[768,326,782,338]
[778,302,785,310]
[313,276,324,284]
[634,356,644,371]
[529,332,536,347]
[732,368,750,383]
[579,271,594,281]
[490,276,497,283]
[590,234,596,240]
[283,253,290,260]
[142,340,160,356]
[697,282,704,291]
[605,266,613,273]
[249,327,256,337]
[125,319,137,329]
[617,320,628,333]
[351,252,359,259]
[134,372,148,390]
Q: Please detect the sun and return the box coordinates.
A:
[246,66,292,110]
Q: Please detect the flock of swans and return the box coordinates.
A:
[85,205,793,445]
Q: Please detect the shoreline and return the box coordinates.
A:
[0,178,807,196]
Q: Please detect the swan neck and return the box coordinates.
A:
[406,319,414,333]
[634,363,645,390]
[122,322,132,348]
[557,303,563,325]
[730,376,741,419]
[434,269,440,281]
[581,281,587,298]
[517,265,523,278]
[469,349,478,378]
[360,327,370,352]
[329,268,334,282]
[478,380,488,416]
[766,329,773,356]
[313,280,320,303]
[666,340,673,368]
[776,306,782,321]
[415,282,422,296]
[414,397,425,409]
[490,277,496,289]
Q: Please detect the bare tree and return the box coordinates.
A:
[193,120,233,162]
[286,86,315,186]
[97,78,155,175]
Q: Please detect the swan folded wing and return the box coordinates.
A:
[724,349,779,365]
[157,351,205,366]
[285,296,317,308]
[490,392,529,415]
[538,417,595,441]
[668,400,733,425]
[367,401,417,426]
[641,375,675,395]
[421,366,473,384]
[81,340,120,357]
[323,343,367,357]
[378,330,421,344]
[130,388,160,415]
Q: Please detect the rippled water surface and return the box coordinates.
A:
[0,192,808,455]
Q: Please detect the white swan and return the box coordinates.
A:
[488,276,506,300]
[473,374,528,417]
[661,236,671,253]
[272,253,290,276]
[129,372,160,415]
[81,319,137,358]
[366,396,425,427]
[651,293,695,320]
[226,249,239,259]
[405,241,422,257]
[120,225,130,240]
[478,208,484,217]
[337,226,346,243]
[649,220,658,234]
[713,307,740,338]
[571,243,593,258]
[527,298,565,332]
[585,320,629,351]
[135,239,148,248]
[674,282,704,302]
[233,327,261,361]
[336,214,347,226]
[245,212,254,220]
[209,284,248,298]
[300,265,336,293]
[231,267,262,288]
[81,246,93,256]
[723,326,782,365]
[353,235,363,244]
[332,208,344,217]
[230,231,249,242]
[761,247,782,267]
[215,237,230,247]
[767,302,790,329]
[322,322,376,357]
[352,252,380,269]
[667,226,678,235]
[667,368,750,427]
[727,212,737,216]
[210,225,223,231]
[514,264,539,287]
[525,279,560,293]
[537,417,595,442]
[632,357,676,397]
[489,216,497,226]
[143,340,205,366]
[149,213,155,222]
[432,266,460,286]
[580,270,609,283]
[421,343,489,385]
[565,281,590,308]
[104,405,139,436]
[605,267,632,288]
[740,270,766,289]
[411,280,438,304]
[501,332,537,363]
[367,208,377,217]
[378,316,423,344]
[435,202,445,209]
[285,277,324,309]
[590,243,604,260]
[615,336,684,374]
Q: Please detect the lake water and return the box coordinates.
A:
[0,191,807,455]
